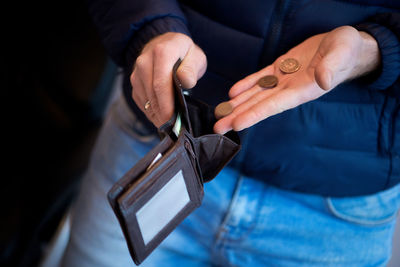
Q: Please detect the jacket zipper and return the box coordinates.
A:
[258,0,292,67]
[235,0,290,173]
[237,0,293,172]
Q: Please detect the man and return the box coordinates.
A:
[61,1,400,266]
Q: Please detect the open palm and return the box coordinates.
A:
[214,26,379,134]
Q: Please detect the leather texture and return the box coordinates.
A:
[107,60,241,265]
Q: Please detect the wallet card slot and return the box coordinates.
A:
[108,135,174,202]
[116,140,203,264]
[120,154,179,208]
[108,59,240,265]
[120,137,202,209]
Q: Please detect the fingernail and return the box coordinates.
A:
[178,67,196,89]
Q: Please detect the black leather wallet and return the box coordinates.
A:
[108,59,241,265]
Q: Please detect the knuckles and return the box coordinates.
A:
[152,42,170,59]
[129,32,196,127]
[134,54,147,70]
[130,55,147,84]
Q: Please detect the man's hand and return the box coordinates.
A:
[130,32,207,128]
[214,26,380,134]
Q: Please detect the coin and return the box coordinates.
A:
[215,101,233,119]
[279,58,301,74]
[258,75,278,89]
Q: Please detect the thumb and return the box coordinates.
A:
[313,27,359,91]
[314,54,334,91]
[177,44,207,89]
[314,46,352,91]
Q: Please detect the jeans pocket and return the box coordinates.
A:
[326,185,400,226]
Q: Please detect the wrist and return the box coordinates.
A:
[356,31,381,76]
[125,17,191,70]
[143,32,192,52]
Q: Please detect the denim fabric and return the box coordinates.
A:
[61,95,400,267]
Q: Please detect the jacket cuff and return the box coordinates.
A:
[356,22,400,90]
[125,16,191,72]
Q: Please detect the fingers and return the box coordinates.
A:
[131,55,152,112]
[214,26,368,135]
[313,26,360,91]
[130,32,206,128]
[314,60,332,91]
[176,44,207,89]
[214,82,323,134]
[214,63,279,134]
[229,65,275,98]
[132,55,163,124]
[151,36,194,126]
[313,46,348,91]
[151,50,178,125]
[231,86,309,131]
[213,88,276,134]
[131,71,147,112]
[214,64,278,134]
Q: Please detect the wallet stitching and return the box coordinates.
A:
[121,155,180,209]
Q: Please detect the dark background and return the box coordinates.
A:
[2,1,116,266]
[2,1,399,267]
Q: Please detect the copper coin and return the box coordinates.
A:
[215,101,233,119]
[258,75,278,89]
[279,58,301,74]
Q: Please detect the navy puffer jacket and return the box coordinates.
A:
[87,0,400,197]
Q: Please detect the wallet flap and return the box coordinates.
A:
[171,59,193,135]
[184,94,241,182]
[112,131,203,264]
[108,59,241,266]
[193,134,240,182]
[108,135,174,214]
[167,59,241,183]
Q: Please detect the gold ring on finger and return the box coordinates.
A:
[144,100,151,110]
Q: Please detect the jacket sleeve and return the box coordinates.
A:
[87,0,191,70]
[355,12,400,92]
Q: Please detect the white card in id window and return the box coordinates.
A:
[135,170,190,245]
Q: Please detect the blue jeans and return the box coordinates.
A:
[61,95,400,267]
